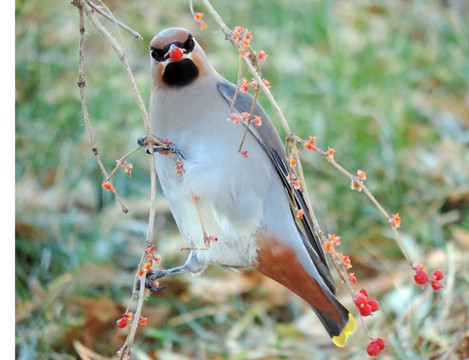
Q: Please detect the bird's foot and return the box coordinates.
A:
[136,270,168,292]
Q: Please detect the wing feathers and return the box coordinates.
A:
[217,80,335,293]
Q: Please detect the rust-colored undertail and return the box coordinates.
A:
[256,236,356,347]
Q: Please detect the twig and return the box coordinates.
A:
[85,0,143,40]
[106,145,141,181]
[72,1,161,357]
[237,87,260,153]
[200,0,292,138]
[81,1,152,136]
[313,146,414,266]
[198,0,321,233]
[118,271,148,360]
[199,0,414,347]
[229,55,243,116]
[74,0,129,214]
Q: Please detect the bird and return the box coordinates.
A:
[146,27,356,347]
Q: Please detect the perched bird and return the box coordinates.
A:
[147,27,356,346]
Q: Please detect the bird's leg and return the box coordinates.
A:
[181,234,218,251]
[180,194,218,251]
[143,265,187,292]
[142,251,208,292]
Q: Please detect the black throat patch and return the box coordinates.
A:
[162,58,199,87]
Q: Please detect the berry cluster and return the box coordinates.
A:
[232,26,252,57]
[229,111,262,127]
[238,78,271,94]
[367,338,386,357]
[413,265,444,290]
[116,312,147,329]
[193,12,207,30]
[324,234,352,270]
[354,289,380,317]
[139,245,161,277]
[303,136,316,150]
[286,173,302,191]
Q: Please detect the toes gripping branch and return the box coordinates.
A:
[137,136,186,160]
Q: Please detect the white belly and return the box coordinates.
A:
[150,78,274,269]
[154,142,270,268]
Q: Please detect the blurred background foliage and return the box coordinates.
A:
[15,0,469,359]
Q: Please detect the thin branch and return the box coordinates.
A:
[81,1,152,136]
[198,0,321,235]
[106,145,141,181]
[118,271,148,360]
[72,2,162,357]
[85,0,143,40]
[237,87,260,153]
[199,0,417,347]
[80,6,160,356]
[314,146,414,266]
[229,55,243,115]
[74,0,129,213]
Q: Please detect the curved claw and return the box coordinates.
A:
[136,279,167,292]
[137,135,186,159]
[149,283,168,292]
[144,270,168,292]
[135,270,168,292]
[137,136,147,147]
[137,136,153,154]
[146,270,168,281]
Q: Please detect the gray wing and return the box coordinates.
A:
[217,80,336,293]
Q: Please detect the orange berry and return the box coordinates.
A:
[297,209,304,219]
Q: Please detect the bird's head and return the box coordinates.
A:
[150,27,212,88]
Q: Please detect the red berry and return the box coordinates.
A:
[359,288,369,298]
[431,280,442,290]
[169,46,184,62]
[432,270,443,281]
[359,304,372,317]
[368,299,380,312]
[116,317,127,328]
[376,338,386,350]
[367,341,381,356]
[355,295,368,308]
[414,269,429,285]
[367,338,385,356]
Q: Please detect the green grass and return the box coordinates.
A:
[15,0,469,359]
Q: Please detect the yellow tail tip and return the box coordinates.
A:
[332,313,356,347]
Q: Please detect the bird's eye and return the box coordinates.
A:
[183,34,195,52]
[150,46,166,61]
